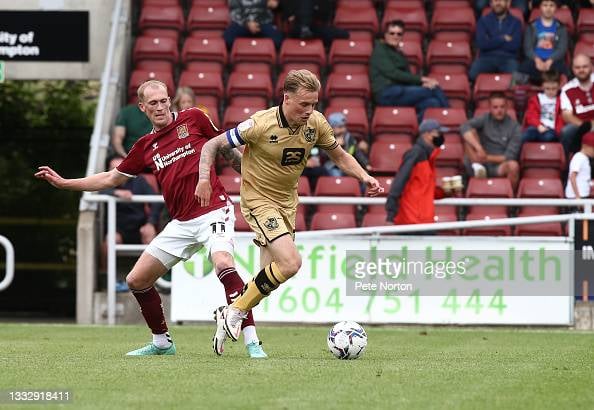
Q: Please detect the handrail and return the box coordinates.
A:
[0,235,15,292]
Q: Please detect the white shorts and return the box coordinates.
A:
[145,204,236,269]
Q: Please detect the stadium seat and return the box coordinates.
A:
[279,39,326,68]
[218,175,242,195]
[373,133,414,143]
[398,40,424,74]
[189,29,225,38]
[332,63,369,74]
[361,213,392,227]
[422,108,467,133]
[520,142,565,172]
[192,0,227,5]
[226,71,273,101]
[178,70,224,102]
[222,104,265,130]
[128,69,175,98]
[135,59,175,73]
[183,61,223,75]
[234,207,251,232]
[349,30,374,42]
[295,212,307,232]
[325,72,370,99]
[144,0,180,5]
[141,28,179,43]
[226,95,267,109]
[434,206,460,236]
[433,0,472,8]
[369,141,411,175]
[334,5,379,33]
[382,7,428,34]
[516,207,563,236]
[326,96,366,109]
[311,212,357,230]
[187,4,229,32]
[323,105,368,138]
[578,8,594,34]
[426,40,472,71]
[328,39,373,65]
[230,38,276,66]
[385,0,424,8]
[371,107,418,137]
[133,36,179,64]
[473,74,513,103]
[431,6,475,35]
[428,72,471,109]
[435,141,464,168]
[529,7,574,36]
[314,176,361,213]
[337,0,374,8]
[517,178,564,199]
[139,5,184,31]
[298,176,311,196]
[573,41,594,62]
[181,37,227,67]
[521,168,561,179]
[463,211,512,236]
[366,176,393,214]
[432,31,472,43]
[466,177,513,198]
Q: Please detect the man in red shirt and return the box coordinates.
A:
[35,80,267,358]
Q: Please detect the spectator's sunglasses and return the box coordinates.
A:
[387,29,404,36]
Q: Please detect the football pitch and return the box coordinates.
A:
[1,324,593,409]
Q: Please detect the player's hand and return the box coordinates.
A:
[195,179,212,207]
[364,176,384,197]
[34,166,67,189]
[114,189,133,200]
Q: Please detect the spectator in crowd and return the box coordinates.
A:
[370,20,448,122]
[560,54,594,157]
[100,155,163,273]
[522,70,564,142]
[517,0,569,84]
[565,132,594,199]
[469,0,523,81]
[530,0,573,8]
[172,87,196,112]
[111,104,152,157]
[279,0,349,47]
[323,112,370,177]
[385,119,446,226]
[224,0,283,50]
[475,0,529,16]
[461,92,522,189]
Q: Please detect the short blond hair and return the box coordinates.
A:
[137,80,168,102]
[283,69,321,94]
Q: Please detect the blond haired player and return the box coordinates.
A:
[195,70,383,353]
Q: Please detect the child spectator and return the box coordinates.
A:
[522,70,564,142]
[565,133,594,199]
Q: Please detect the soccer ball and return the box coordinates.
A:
[327,321,367,360]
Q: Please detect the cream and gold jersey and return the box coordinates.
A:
[225,106,338,210]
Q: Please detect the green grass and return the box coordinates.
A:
[1,324,593,409]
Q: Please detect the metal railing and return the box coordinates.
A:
[83,193,593,325]
[0,235,15,292]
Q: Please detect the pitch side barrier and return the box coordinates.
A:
[81,194,593,325]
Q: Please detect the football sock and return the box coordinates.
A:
[232,262,287,311]
[217,267,255,329]
[242,325,259,345]
[153,332,173,349]
[131,286,168,335]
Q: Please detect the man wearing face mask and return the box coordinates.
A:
[385,119,446,225]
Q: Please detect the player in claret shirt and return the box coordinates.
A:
[35,80,267,358]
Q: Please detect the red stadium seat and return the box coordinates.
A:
[222,104,265,130]
[367,176,393,214]
[516,207,563,236]
[520,142,565,172]
[230,38,276,66]
[398,40,423,74]
[385,0,424,8]
[231,63,271,76]
[436,141,464,168]
[422,108,467,133]
[295,212,307,232]
[433,0,472,8]
[369,141,412,175]
[521,168,561,179]
[144,0,180,5]
[431,7,475,35]
[434,206,460,235]
[128,69,175,98]
[187,4,229,32]
[473,73,513,103]
[135,59,175,73]
[578,9,594,34]
[325,72,370,99]
[334,5,379,33]
[181,37,227,67]
[184,61,223,75]
[226,71,273,101]
[133,36,179,64]
[432,31,472,43]
[192,0,227,5]
[361,213,392,227]
[332,63,368,74]
[382,7,428,34]
[314,176,361,213]
[349,30,374,42]
[189,30,225,38]
[139,5,184,31]
[279,39,326,68]
[226,95,267,108]
[429,72,471,108]
[337,0,374,7]
[573,41,594,62]
[298,176,311,196]
[324,105,369,138]
[234,207,251,232]
[218,175,242,195]
[529,7,574,36]
[463,211,512,236]
[466,177,513,198]
[517,177,564,198]
[326,96,366,108]
[371,107,418,137]
[328,39,373,65]
[141,28,179,43]
[311,212,357,230]
[426,40,472,71]
[374,133,414,143]
[178,70,224,102]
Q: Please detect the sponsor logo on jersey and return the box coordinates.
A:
[152,142,158,150]
[177,123,189,139]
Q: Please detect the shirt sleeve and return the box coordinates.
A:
[228,117,259,148]
[116,139,145,177]
[569,154,585,174]
[316,116,339,151]
[114,106,127,127]
[560,87,572,112]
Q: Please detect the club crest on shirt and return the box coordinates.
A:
[177,123,189,139]
[264,217,279,231]
[304,127,316,143]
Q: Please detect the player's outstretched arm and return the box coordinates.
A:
[196,133,237,206]
[35,166,129,192]
[324,146,384,197]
